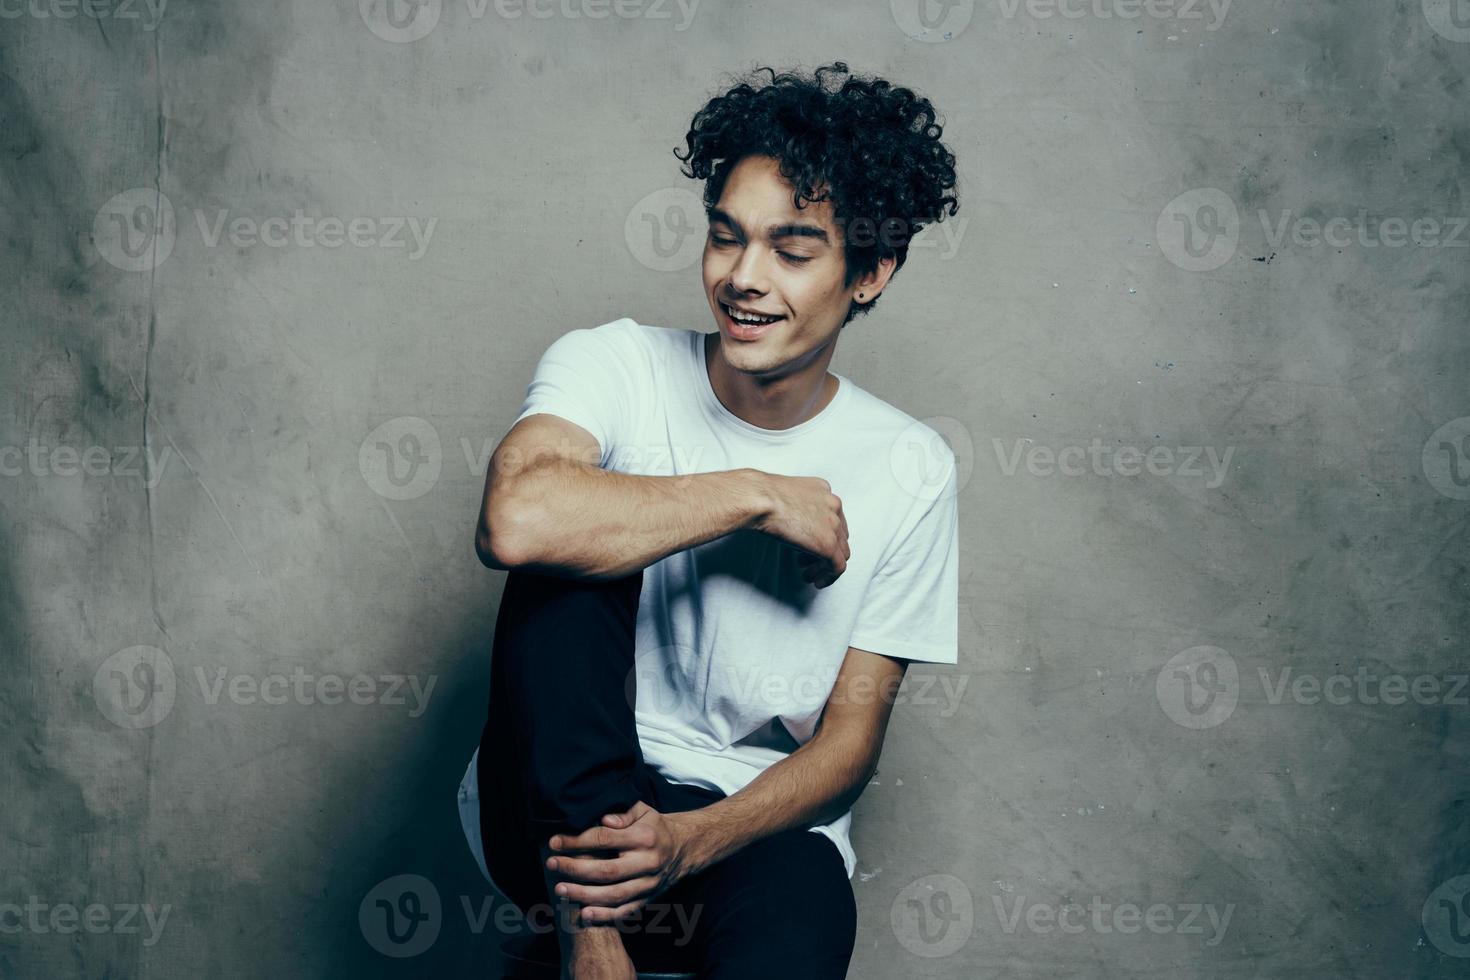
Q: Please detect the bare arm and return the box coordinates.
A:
[544,647,908,919]
[675,646,907,870]
[474,412,850,583]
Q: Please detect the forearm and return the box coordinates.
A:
[487,457,773,579]
[676,729,875,873]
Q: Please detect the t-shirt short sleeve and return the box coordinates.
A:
[847,454,960,665]
[512,318,648,469]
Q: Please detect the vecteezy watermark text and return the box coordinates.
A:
[93,646,437,729]
[359,874,703,958]
[0,0,166,29]
[993,894,1234,945]
[0,898,171,947]
[631,661,969,723]
[0,440,174,486]
[992,438,1234,488]
[996,0,1232,31]
[1158,188,1469,272]
[194,667,436,717]
[1157,646,1468,730]
[623,189,969,273]
[358,0,702,44]
[358,416,708,500]
[93,189,437,272]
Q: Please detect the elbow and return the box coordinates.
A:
[475,497,540,570]
[474,527,509,570]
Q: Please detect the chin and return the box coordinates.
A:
[720,340,784,376]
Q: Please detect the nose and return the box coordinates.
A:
[727,243,771,296]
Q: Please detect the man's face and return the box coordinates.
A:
[701,155,867,379]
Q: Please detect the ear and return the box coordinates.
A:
[851,254,898,306]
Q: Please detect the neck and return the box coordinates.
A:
[703,331,840,431]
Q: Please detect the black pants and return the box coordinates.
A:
[477,568,857,978]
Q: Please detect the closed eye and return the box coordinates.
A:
[710,234,813,264]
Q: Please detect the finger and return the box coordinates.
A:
[578,899,648,926]
[601,799,651,828]
[555,875,661,908]
[549,826,631,853]
[548,851,658,884]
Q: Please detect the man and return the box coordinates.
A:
[470,62,961,979]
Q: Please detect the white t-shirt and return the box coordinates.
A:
[510,316,959,878]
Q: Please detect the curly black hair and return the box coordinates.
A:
[674,61,960,325]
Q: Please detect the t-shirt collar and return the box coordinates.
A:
[691,330,849,441]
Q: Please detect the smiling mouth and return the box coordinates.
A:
[720,301,785,338]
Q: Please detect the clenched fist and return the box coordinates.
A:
[751,473,850,588]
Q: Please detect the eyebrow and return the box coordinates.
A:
[708,207,830,245]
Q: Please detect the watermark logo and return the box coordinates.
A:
[1423,417,1470,500]
[1160,188,1468,271]
[1157,649,1464,729]
[360,874,442,958]
[828,213,971,261]
[192,209,436,258]
[94,646,435,724]
[891,873,974,958]
[484,0,700,28]
[359,419,707,499]
[1424,0,1470,43]
[889,0,975,42]
[1155,646,1239,730]
[1423,875,1470,957]
[360,417,442,500]
[359,874,702,955]
[360,0,441,42]
[625,187,705,272]
[360,0,702,39]
[1256,210,1468,250]
[0,0,167,29]
[1258,666,1467,708]
[992,438,1234,488]
[993,894,1234,945]
[630,660,969,724]
[195,667,436,716]
[891,416,973,502]
[93,645,177,729]
[0,898,171,946]
[93,189,176,273]
[994,0,1232,31]
[0,440,174,485]
[1157,188,1238,272]
[93,192,438,271]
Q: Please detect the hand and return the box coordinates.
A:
[752,473,850,588]
[546,801,700,924]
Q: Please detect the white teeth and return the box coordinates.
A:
[725,304,779,325]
